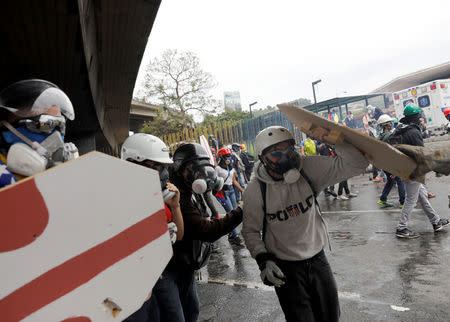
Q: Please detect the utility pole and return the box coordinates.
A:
[312,79,321,114]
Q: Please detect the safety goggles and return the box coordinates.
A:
[18,114,66,134]
[264,145,295,159]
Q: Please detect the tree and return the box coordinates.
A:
[140,108,194,138]
[291,98,312,107]
[139,49,219,116]
[202,110,251,127]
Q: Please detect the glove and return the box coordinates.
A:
[167,222,177,244]
[260,260,285,287]
[256,252,285,287]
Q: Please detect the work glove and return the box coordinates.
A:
[395,144,450,179]
[256,253,285,287]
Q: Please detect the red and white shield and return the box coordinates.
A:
[0,152,172,321]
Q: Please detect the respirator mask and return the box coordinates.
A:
[142,162,176,203]
[263,145,301,184]
[186,161,224,194]
[1,120,78,177]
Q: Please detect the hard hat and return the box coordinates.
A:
[240,144,246,150]
[255,126,294,156]
[218,147,232,158]
[403,103,421,116]
[0,79,74,120]
[377,114,393,125]
[121,133,172,164]
[443,107,450,117]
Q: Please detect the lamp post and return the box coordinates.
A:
[249,101,257,118]
[312,79,321,114]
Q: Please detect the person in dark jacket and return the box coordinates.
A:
[392,104,449,238]
[154,143,242,322]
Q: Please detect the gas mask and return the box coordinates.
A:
[141,162,176,203]
[263,145,301,184]
[186,161,223,195]
[1,121,78,177]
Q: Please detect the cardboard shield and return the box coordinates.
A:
[278,104,417,179]
[0,152,172,321]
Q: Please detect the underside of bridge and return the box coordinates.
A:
[0,0,161,155]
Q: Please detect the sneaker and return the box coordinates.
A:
[373,177,383,182]
[337,195,349,200]
[433,218,450,232]
[427,192,436,199]
[238,201,244,206]
[378,200,393,207]
[228,235,243,246]
[396,228,420,239]
[399,204,404,209]
[346,192,358,198]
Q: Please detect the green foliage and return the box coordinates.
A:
[140,107,193,137]
[201,110,251,127]
[252,105,276,118]
[290,98,312,107]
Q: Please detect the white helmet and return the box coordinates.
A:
[255,126,294,156]
[121,133,173,164]
[377,114,393,125]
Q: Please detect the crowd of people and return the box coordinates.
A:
[1,79,449,321]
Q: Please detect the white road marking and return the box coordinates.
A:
[322,209,421,214]
[199,278,411,312]
[390,305,410,312]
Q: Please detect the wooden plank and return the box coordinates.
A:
[278,104,417,180]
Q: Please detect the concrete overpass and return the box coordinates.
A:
[0,0,161,155]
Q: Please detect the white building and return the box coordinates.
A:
[224,91,242,111]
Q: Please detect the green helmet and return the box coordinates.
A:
[403,103,420,116]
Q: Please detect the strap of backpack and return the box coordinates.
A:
[257,179,267,241]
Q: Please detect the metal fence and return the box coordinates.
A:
[162,110,304,156]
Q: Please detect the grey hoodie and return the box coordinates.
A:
[242,143,368,261]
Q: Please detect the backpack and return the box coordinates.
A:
[386,124,413,145]
[303,139,317,155]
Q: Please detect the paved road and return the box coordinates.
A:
[196,171,450,321]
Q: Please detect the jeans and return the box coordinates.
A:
[204,191,219,219]
[337,180,349,195]
[216,188,238,237]
[123,293,160,322]
[380,174,405,204]
[274,250,340,322]
[397,181,440,230]
[153,268,199,322]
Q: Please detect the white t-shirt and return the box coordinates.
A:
[215,166,235,186]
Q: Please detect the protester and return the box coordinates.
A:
[0,79,78,189]
[121,133,183,322]
[317,142,337,197]
[231,142,246,203]
[300,136,317,155]
[215,147,244,245]
[376,114,405,208]
[157,143,242,322]
[242,125,369,322]
[366,104,384,121]
[239,143,254,182]
[387,103,449,238]
[344,111,356,129]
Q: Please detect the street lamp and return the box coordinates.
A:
[312,79,321,114]
[249,101,257,118]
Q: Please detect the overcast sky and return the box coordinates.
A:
[134,0,450,113]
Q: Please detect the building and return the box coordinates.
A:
[224,91,242,111]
